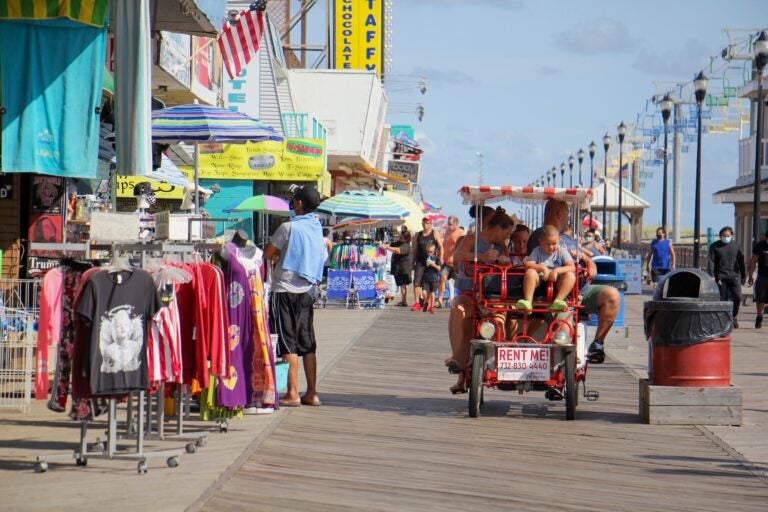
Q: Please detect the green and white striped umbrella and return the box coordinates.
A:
[317,190,410,219]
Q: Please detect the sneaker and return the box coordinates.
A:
[516,299,533,310]
[550,299,567,311]
[733,317,739,329]
[587,341,605,364]
[756,315,763,329]
[428,306,435,314]
[410,303,422,312]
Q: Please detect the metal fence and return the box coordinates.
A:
[619,243,709,271]
[0,279,41,412]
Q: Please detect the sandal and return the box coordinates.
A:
[444,358,463,374]
[450,384,467,395]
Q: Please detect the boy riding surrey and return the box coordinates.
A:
[516,225,576,311]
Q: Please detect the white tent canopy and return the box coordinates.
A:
[590,179,651,211]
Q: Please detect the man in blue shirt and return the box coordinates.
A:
[528,199,621,364]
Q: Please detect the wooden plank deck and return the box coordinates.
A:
[195,310,768,512]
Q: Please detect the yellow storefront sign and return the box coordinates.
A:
[334,0,384,77]
[197,138,326,181]
[116,176,186,199]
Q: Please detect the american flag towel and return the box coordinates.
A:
[218,8,265,80]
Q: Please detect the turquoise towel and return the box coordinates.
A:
[0,18,106,178]
[282,213,324,284]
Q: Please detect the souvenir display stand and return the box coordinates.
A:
[327,240,388,308]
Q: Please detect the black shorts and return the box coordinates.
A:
[651,268,670,283]
[440,264,456,280]
[270,291,317,356]
[422,278,438,294]
[754,276,768,304]
[394,272,412,287]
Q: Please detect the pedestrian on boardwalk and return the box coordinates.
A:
[411,217,443,311]
[747,230,768,329]
[263,185,325,407]
[645,227,675,285]
[437,215,465,308]
[582,228,605,256]
[421,242,441,313]
[708,226,746,328]
[380,229,412,307]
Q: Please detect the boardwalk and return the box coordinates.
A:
[195,309,768,512]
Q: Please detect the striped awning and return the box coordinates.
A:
[0,0,109,27]
[317,190,410,220]
[151,104,284,144]
[459,185,594,209]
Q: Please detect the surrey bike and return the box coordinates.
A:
[457,185,599,420]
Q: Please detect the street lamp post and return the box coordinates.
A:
[588,141,596,227]
[560,162,566,188]
[617,122,627,249]
[577,149,585,187]
[602,133,610,230]
[693,71,708,267]
[660,94,673,233]
[752,31,768,250]
[568,155,575,188]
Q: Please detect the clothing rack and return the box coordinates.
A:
[35,241,226,473]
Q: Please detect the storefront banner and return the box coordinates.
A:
[116,176,186,200]
[197,138,326,181]
[334,0,384,77]
[190,35,222,105]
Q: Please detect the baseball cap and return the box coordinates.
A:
[291,185,321,212]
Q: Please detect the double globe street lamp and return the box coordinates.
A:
[577,148,585,187]
[659,94,674,233]
[693,71,708,267]
[617,121,627,250]
[568,155,575,188]
[602,133,611,230]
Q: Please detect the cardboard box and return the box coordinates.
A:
[154,212,216,241]
[89,212,140,243]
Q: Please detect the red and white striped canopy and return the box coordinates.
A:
[458,185,594,209]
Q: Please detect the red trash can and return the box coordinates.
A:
[644,269,733,387]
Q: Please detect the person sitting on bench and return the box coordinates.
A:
[516,225,575,311]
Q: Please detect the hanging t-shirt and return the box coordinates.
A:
[76,269,163,395]
[217,244,252,408]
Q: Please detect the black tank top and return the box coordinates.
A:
[415,230,437,265]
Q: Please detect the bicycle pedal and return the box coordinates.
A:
[585,390,599,401]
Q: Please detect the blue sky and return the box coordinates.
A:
[385,0,765,233]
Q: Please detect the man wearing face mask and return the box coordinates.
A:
[645,227,675,286]
[708,226,746,328]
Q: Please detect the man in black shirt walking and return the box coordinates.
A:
[708,226,746,328]
[748,230,768,329]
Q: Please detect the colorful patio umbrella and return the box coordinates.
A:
[224,194,291,216]
[419,200,442,213]
[317,190,410,220]
[150,104,283,212]
[382,191,424,232]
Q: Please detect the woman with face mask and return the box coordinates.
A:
[645,227,675,286]
[708,226,746,328]
[582,228,605,257]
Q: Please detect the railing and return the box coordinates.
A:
[621,243,708,271]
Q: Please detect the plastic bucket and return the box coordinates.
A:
[275,361,288,394]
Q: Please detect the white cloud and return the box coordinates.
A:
[554,18,637,55]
